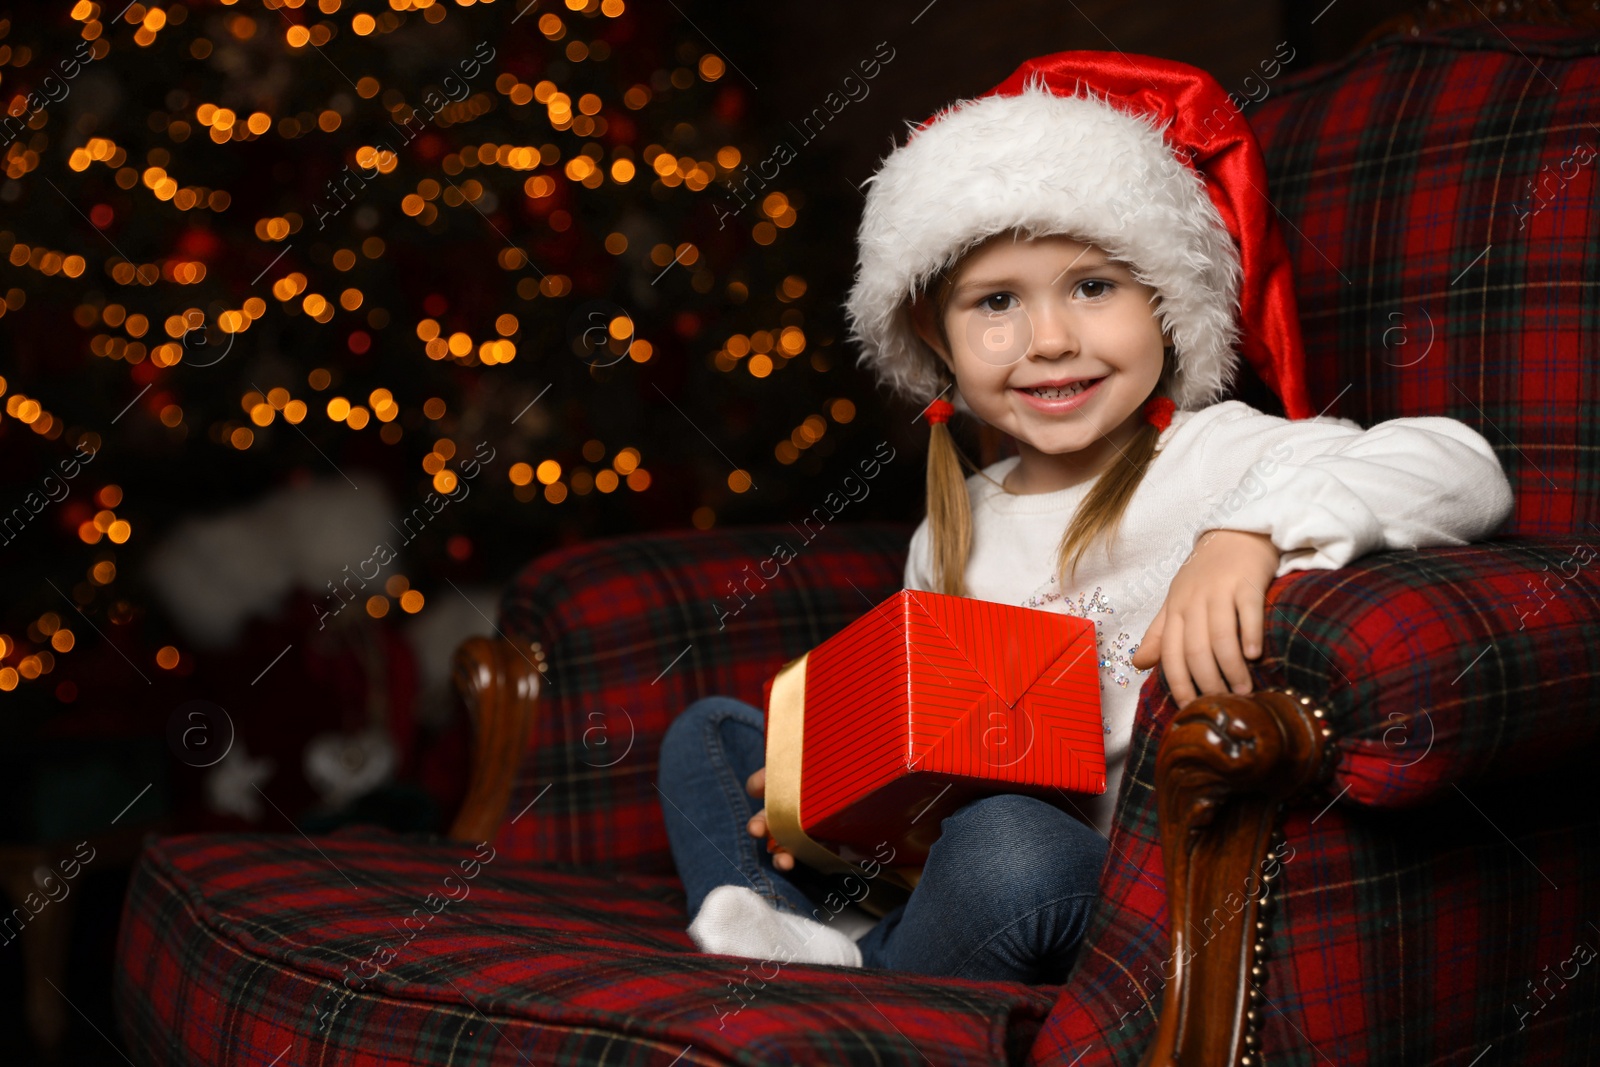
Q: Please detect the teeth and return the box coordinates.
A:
[1026,380,1094,400]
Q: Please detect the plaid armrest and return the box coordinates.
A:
[493,522,913,872]
[1254,538,1600,808]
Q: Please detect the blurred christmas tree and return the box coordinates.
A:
[0,0,917,717]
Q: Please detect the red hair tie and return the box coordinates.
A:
[924,398,955,426]
[1143,395,1176,431]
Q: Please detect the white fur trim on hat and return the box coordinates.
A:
[845,76,1242,411]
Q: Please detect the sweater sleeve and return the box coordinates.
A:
[1170,402,1515,577]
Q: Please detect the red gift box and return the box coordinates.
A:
[763,589,1105,873]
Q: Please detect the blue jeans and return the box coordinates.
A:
[656,695,1108,984]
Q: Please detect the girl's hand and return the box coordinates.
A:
[1129,529,1279,708]
[744,766,797,872]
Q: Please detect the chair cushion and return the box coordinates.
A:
[1250,22,1600,540]
[493,521,912,873]
[116,827,1056,1066]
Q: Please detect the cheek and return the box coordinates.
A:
[1107,318,1166,375]
[948,311,1024,382]
[950,351,1011,392]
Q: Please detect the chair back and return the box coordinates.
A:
[495,522,911,871]
[1249,15,1600,539]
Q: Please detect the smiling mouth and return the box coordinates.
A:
[1020,378,1102,400]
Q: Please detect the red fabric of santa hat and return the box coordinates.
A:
[845,50,1314,421]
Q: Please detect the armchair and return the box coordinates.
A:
[116,7,1600,1065]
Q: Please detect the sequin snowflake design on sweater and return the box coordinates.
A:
[1022,576,1150,733]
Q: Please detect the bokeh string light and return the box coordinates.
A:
[0,0,877,700]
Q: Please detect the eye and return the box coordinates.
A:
[977,293,1016,313]
[1076,279,1114,299]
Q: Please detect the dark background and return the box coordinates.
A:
[0,0,1397,1060]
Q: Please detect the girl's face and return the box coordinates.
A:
[912,233,1169,491]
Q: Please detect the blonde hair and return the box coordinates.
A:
[913,232,1175,597]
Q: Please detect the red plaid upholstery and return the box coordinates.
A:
[491,522,913,873]
[1029,687,1600,1065]
[1032,21,1600,1065]
[115,21,1600,1067]
[1246,23,1600,540]
[1265,540,1600,808]
[116,828,1055,1066]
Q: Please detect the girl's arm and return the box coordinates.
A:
[1131,402,1516,706]
[1169,401,1514,577]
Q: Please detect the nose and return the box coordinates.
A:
[1027,299,1078,362]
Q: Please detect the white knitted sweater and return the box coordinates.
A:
[903,400,1515,836]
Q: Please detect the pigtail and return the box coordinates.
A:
[1053,418,1161,587]
[925,407,972,597]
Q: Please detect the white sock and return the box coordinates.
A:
[688,884,863,967]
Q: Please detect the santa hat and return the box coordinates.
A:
[844,51,1314,420]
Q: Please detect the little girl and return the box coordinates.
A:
[656,50,1513,984]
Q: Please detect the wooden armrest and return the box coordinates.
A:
[447,636,543,844]
[1140,689,1337,1067]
